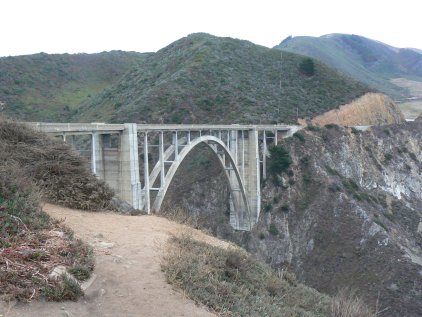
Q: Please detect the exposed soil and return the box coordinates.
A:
[0,204,229,317]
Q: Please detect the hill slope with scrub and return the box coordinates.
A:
[0,51,148,121]
[75,33,372,124]
[0,117,114,301]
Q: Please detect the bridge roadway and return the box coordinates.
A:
[27,122,302,231]
[28,122,296,133]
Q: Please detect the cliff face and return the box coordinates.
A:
[250,122,422,316]
[310,93,405,126]
[164,122,422,317]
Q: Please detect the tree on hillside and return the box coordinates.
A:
[299,58,315,76]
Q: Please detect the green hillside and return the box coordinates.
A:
[0,51,149,121]
[74,33,372,124]
[276,34,422,101]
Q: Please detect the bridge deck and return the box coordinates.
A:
[26,122,299,134]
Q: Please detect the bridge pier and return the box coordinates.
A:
[119,124,141,209]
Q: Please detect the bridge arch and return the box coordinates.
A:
[151,135,251,230]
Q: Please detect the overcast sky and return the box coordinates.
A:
[1,0,420,57]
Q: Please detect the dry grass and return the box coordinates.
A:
[0,116,113,210]
[331,288,380,317]
[0,116,98,301]
[161,233,331,317]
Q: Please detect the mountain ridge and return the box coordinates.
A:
[276,33,422,101]
[74,33,372,124]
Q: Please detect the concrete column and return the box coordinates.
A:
[159,131,165,187]
[230,130,238,164]
[263,131,267,181]
[119,124,141,209]
[143,132,150,213]
[241,130,245,182]
[173,131,179,160]
[246,128,260,224]
[91,132,104,178]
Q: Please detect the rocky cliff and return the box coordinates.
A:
[309,93,405,126]
[164,121,422,316]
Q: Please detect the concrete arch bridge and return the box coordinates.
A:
[28,123,301,231]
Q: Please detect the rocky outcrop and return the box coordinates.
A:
[416,113,422,121]
[310,93,405,126]
[249,122,422,317]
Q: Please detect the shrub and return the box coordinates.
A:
[306,125,321,132]
[269,145,292,175]
[263,203,272,213]
[383,153,393,163]
[269,223,279,236]
[299,58,315,76]
[293,131,305,142]
[325,123,340,129]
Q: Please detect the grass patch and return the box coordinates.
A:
[331,288,379,317]
[161,234,331,316]
[41,275,83,301]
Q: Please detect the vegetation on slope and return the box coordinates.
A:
[0,51,148,121]
[75,33,372,124]
[162,234,377,317]
[0,117,111,301]
[0,117,113,210]
[276,34,422,100]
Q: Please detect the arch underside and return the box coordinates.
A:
[148,136,251,230]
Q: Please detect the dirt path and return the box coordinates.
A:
[1,204,229,317]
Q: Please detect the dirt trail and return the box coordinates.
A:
[1,204,229,317]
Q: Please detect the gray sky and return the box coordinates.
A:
[1,0,421,57]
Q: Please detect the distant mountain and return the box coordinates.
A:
[74,33,371,124]
[0,51,149,121]
[276,34,422,101]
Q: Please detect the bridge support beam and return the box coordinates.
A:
[91,132,104,178]
[119,124,141,209]
[246,128,261,224]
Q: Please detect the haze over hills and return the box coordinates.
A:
[276,34,422,118]
[73,33,371,124]
[0,51,149,121]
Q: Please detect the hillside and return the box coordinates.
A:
[0,51,148,121]
[74,33,372,124]
[0,117,115,302]
[276,34,422,108]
